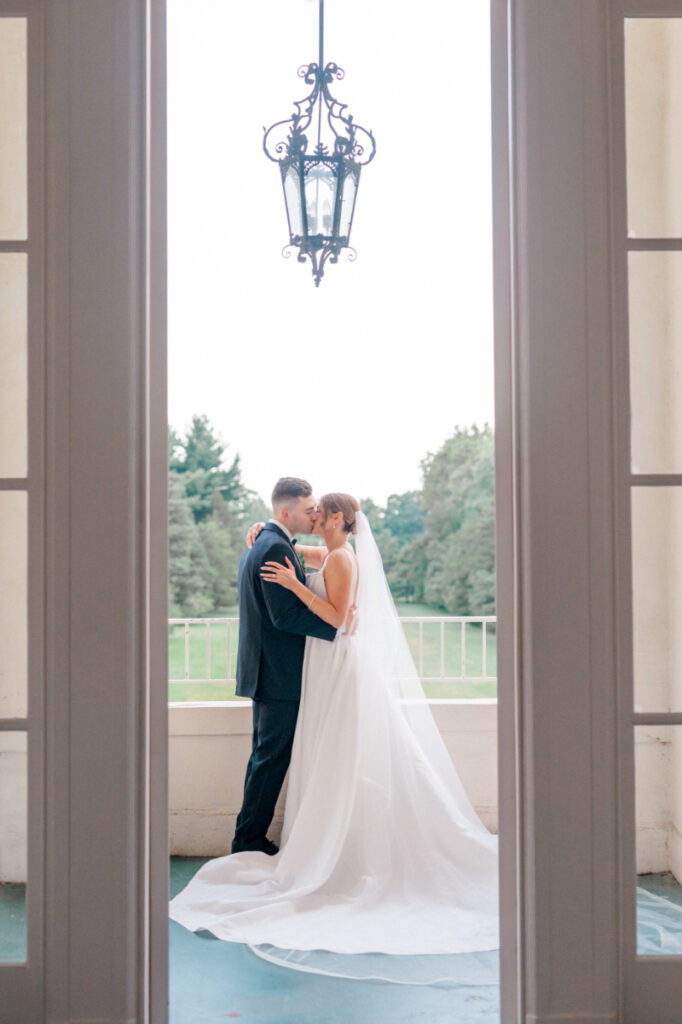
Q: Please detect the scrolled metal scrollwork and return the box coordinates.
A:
[263,61,375,169]
[263,0,375,286]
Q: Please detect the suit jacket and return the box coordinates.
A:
[235,522,337,701]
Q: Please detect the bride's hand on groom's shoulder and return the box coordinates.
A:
[246,522,265,548]
[260,557,298,591]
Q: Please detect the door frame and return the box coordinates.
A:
[0,0,646,1020]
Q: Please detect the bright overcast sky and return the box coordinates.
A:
[167,0,494,507]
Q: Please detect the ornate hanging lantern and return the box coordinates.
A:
[263,0,376,286]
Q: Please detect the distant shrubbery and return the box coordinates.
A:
[362,425,495,616]
[169,419,495,618]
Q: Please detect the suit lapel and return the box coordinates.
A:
[262,522,305,580]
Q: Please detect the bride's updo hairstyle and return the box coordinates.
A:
[319,493,361,535]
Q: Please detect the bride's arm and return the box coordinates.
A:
[260,551,353,630]
[293,543,327,569]
[244,523,328,568]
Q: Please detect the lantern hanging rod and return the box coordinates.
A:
[317,0,324,148]
[318,0,324,73]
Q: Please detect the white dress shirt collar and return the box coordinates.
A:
[268,517,294,543]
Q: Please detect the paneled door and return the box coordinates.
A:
[0,2,44,1021]
[612,2,682,1019]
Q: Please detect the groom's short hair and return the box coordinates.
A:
[271,477,313,511]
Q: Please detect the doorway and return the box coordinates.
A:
[165,0,502,1021]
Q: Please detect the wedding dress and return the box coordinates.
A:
[169,511,499,984]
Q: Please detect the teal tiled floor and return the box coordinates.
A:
[169,858,500,1024]
[0,882,26,962]
[5,863,682,1023]
[638,871,682,907]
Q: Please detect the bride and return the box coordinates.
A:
[169,493,499,981]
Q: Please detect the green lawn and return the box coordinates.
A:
[168,603,497,703]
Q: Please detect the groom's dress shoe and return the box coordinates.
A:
[232,838,279,856]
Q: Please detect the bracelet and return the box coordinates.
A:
[308,594,317,611]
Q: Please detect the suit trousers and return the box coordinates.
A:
[232,697,300,853]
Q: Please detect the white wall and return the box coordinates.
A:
[168,700,499,855]
[0,698,498,879]
[166,705,682,872]
[636,725,673,874]
[2,697,676,878]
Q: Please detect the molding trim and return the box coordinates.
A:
[42,3,155,1023]
[527,1016,618,1024]
[510,0,620,1019]
[51,1020,137,1024]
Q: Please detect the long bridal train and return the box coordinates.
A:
[169,511,499,984]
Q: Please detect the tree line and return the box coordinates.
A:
[361,424,495,615]
[168,416,268,617]
[169,418,495,617]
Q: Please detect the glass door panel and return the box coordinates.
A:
[0,18,27,240]
[622,12,682,1003]
[0,8,39,1008]
[631,488,682,713]
[0,254,27,478]
[636,724,682,955]
[625,18,682,238]
[623,9,682,991]
[629,252,682,474]
[0,731,27,962]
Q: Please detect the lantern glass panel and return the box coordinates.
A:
[283,163,304,238]
[338,165,360,240]
[304,161,338,237]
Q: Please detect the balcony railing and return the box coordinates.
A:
[168,616,497,701]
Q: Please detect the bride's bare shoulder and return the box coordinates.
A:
[323,547,355,573]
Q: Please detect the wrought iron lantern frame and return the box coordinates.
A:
[263,0,376,286]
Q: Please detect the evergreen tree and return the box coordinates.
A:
[168,471,213,616]
[171,414,244,523]
[168,418,271,616]
[198,515,240,610]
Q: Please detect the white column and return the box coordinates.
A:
[507,2,619,1021]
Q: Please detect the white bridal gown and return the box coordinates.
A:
[170,512,499,983]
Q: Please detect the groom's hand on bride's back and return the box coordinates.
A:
[246,522,265,548]
[345,604,359,634]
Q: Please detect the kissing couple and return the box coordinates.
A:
[170,476,499,982]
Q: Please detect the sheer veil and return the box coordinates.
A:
[351,510,490,831]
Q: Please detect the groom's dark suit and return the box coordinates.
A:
[232,522,336,853]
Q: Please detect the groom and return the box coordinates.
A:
[232,476,337,854]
